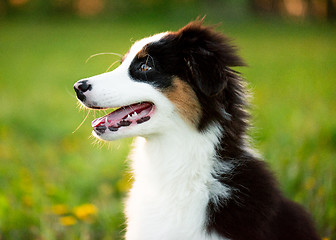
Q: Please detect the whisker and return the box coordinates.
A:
[72,109,91,134]
[106,60,121,72]
[91,136,106,149]
[85,52,123,64]
[146,54,155,68]
[76,101,86,111]
[65,87,78,100]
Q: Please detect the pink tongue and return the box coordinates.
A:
[91,102,153,128]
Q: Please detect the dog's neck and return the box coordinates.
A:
[130,121,223,198]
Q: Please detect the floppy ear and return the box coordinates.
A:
[178,21,245,96]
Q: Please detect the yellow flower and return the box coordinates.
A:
[117,172,133,193]
[317,187,325,197]
[59,216,77,226]
[73,204,98,221]
[304,177,316,190]
[51,204,69,215]
[22,195,33,207]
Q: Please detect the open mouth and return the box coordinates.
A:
[91,102,155,135]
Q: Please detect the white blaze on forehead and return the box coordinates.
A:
[122,32,168,67]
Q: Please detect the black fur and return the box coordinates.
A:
[127,21,320,240]
[129,52,174,88]
[127,21,246,131]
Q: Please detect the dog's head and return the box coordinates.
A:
[74,20,244,141]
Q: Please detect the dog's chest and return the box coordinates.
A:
[125,181,210,240]
[124,136,227,240]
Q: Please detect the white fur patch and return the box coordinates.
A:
[126,122,231,240]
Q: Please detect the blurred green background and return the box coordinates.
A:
[0,0,335,239]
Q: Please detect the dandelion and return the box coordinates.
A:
[59,216,77,226]
[304,177,316,190]
[317,186,325,197]
[117,172,133,193]
[73,204,98,221]
[22,195,33,207]
[51,204,69,215]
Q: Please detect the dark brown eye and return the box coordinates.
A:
[139,63,152,72]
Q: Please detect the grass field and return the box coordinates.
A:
[0,16,335,239]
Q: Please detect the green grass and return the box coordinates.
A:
[0,16,335,239]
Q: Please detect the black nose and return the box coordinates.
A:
[74,80,92,102]
[76,80,92,92]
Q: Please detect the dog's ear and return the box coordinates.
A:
[177,20,245,96]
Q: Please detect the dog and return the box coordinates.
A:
[74,20,320,240]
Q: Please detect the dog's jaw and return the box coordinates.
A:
[91,102,155,135]
[90,101,159,141]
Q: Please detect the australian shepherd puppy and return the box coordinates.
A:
[74,21,320,240]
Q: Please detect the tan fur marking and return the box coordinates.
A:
[137,47,148,59]
[163,78,202,127]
